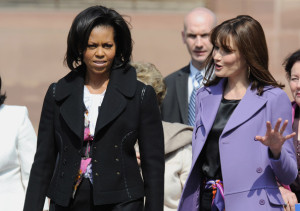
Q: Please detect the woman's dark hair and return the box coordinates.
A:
[204,15,283,95]
[0,76,6,105]
[283,49,300,79]
[64,5,133,71]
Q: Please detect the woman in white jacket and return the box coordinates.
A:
[0,76,48,211]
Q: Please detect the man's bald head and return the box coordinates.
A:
[183,7,217,32]
[182,7,217,70]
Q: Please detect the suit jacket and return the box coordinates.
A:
[161,65,190,124]
[178,79,298,211]
[24,65,165,211]
[0,105,37,211]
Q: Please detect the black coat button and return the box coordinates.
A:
[61,172,64,178]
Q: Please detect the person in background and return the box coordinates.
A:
[280,49,300,210]
[0,76,48,211]
[178,15,297,211]
[161,7,217,126]
[132,62,193,211]
[23,6,164,211]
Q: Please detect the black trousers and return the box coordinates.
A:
[50,178,144,211]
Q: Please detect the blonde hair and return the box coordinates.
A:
[131,62,166,106]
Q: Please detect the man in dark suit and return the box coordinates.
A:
[161,7,217,125]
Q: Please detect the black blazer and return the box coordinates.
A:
[161,65,190,124]
[24,65,164,211]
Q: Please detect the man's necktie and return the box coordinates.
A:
[188,72,203,126]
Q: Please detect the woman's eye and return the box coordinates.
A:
[291,78,299,82]
[103,44,113,49]
[87,44,97,49]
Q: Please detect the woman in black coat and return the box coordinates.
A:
[23,5,164,211]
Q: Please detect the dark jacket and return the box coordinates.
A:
[24,65,164,211]
[161,65,190,124]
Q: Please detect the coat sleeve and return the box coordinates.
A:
[23,84,57,211]
[268,90,298,185]
[179,144,192,188]
[138,85,165,211]
[17,107,37,193]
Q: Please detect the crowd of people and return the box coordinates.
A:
[1,4,300,211]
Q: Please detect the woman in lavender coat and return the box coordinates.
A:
[178,15,297,211]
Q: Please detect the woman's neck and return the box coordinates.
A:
[85,72,109,94]
[223,77,250,100]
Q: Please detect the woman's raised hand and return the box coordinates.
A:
[255,118,296,159]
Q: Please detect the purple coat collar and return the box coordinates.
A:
[192,79,270,167]
[200,79,268,137]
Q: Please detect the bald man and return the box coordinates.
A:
[161,8,217,125]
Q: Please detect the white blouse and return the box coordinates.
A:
[83,86,106,135]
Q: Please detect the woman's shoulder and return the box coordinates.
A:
[0,104,27,114]
[261,86,288,98]
[0,105,28,124]
[260,86,291,106]
[162,121,193,154]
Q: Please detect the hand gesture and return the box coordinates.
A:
[255,118,296,159]
[279,186,298,211]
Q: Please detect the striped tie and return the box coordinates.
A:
[188,72,203,126]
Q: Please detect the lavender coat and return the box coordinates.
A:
[178,79,298,211]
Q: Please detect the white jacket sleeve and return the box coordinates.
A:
[17,107,49,210]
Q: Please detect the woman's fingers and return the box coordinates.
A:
[285,132,296,140]
[255,135,263,142]
[280,186,298,211]
[266,121,272,136]
[274,118,282,132]
[280,120,288,135]
[256,119,294,147]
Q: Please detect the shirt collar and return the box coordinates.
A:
[190,62,204,78]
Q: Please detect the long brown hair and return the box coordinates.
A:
[204,15,283,95]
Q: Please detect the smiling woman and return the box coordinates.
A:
[282,49,300,205]
[23,5,164,211]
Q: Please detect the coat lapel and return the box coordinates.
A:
[192,80,224,166]
[94,86,127,134]
[55,66,137,141]
[221,86,267,137]
[175,66,190,124]
[200,82,224,133]
[94,66,137,136]
[55,70,85,140]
